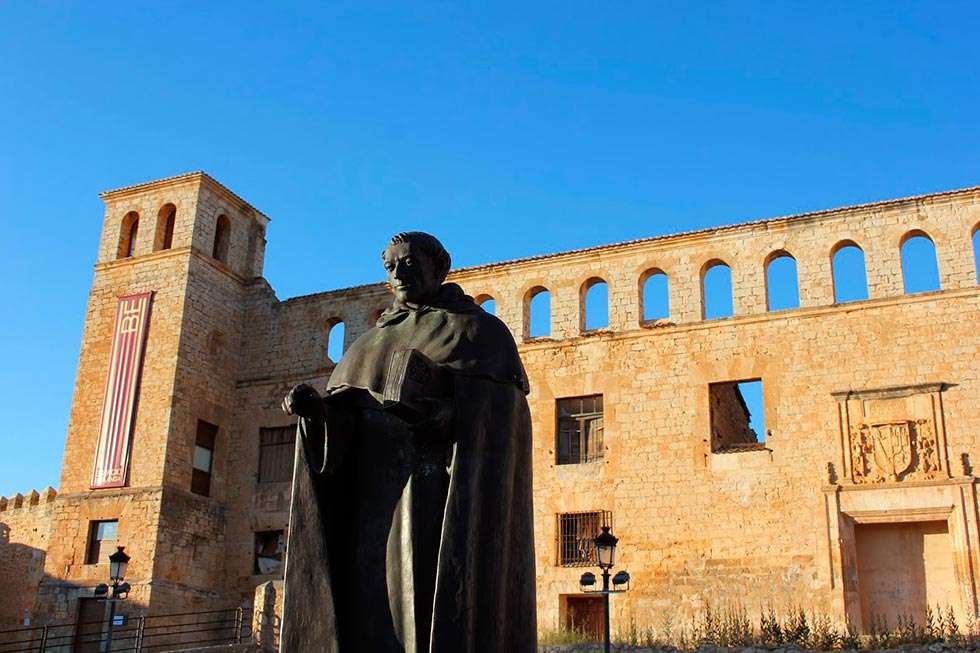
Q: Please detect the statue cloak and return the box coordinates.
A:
[280,284,537,652]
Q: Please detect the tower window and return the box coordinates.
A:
[556,395,604,465]
[85,520,119,565]
[212,214,231,263]
[117,212,139,259]
[192,420,217,497]
[154,204,176,251]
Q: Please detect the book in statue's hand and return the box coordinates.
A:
[382,349,451,423]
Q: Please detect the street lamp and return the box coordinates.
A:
[94,546,131,652]
[109,546,130,583]
[578,527,630,653]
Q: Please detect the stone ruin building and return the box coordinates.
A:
[1,172,979,642]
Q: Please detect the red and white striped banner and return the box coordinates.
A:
[91,292,153,489]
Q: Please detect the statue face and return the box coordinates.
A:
[383,242,442,304]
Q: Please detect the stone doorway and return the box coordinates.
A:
[73,597,105,652]
[562,595,604,639]
[855,520,957,629]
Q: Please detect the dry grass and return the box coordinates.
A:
[565,602,980,650]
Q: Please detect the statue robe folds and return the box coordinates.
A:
[281,284,537,653]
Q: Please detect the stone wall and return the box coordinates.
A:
[7,174,980,637]
[31,172,270,623]
[220,184,980,632]
[0,488,56,626]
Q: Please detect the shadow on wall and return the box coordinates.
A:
[0,523,48,628]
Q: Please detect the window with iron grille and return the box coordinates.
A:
[258,426,296,483]
[556,395,604,465]
[556,510,612,566]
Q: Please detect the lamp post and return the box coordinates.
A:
[94,546,131,652]
[579,526,630,653]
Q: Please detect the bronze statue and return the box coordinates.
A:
[281,232,537,652]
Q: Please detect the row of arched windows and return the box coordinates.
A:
[115,204,231,265]
[322,224,980,361]
[475,227,980,339]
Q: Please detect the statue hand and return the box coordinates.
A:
[410,397,454,439]
[282,383,323,419]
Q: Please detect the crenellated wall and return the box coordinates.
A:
[0,488,57,626]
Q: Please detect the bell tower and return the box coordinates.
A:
[36,172,269,621]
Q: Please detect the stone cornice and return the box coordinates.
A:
[94,246,252,286]
[449,184,980,280]
[100,171,270,224]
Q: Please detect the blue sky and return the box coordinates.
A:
[1,2,978,495]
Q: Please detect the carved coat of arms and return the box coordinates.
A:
[849,420,939,483]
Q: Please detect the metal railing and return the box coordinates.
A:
[0,606,250,653]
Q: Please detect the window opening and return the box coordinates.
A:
[832,242,869,303]
[973,226,980,284]
[527,288,551,338]
[212,215,231,263]
[765,253,800,310]
[702,261,733,319]
[900,233,941,294]
[85,519,119,565]
[556,510,612,566]
[641,270,669,321]
[258,426,296,483]
[192,420,217,497]
[709,379,765,452]
[254,530,286,575]
[556,395,604,465]
[582,279,609,331]
[154,204,176,251]
[327,320,345,363]
[478,296,496,315]
[118,212,139,259]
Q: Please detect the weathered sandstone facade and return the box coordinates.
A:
[2,172,979,641]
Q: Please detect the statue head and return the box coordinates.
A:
[382,232,451,305]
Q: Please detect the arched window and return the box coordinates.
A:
[765,251,800,311]
[581,278,609,331]
[326,320,345,363]
[212,214,231,263]
[900,231,941,294]
[831,241,869,303]
[640,269,669,321]
[701,260,733,319]
[154,204,176,252]
[475,294,496,315]
[973,225,980,284]
[117,211,139,259]
[525,287,551,339]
